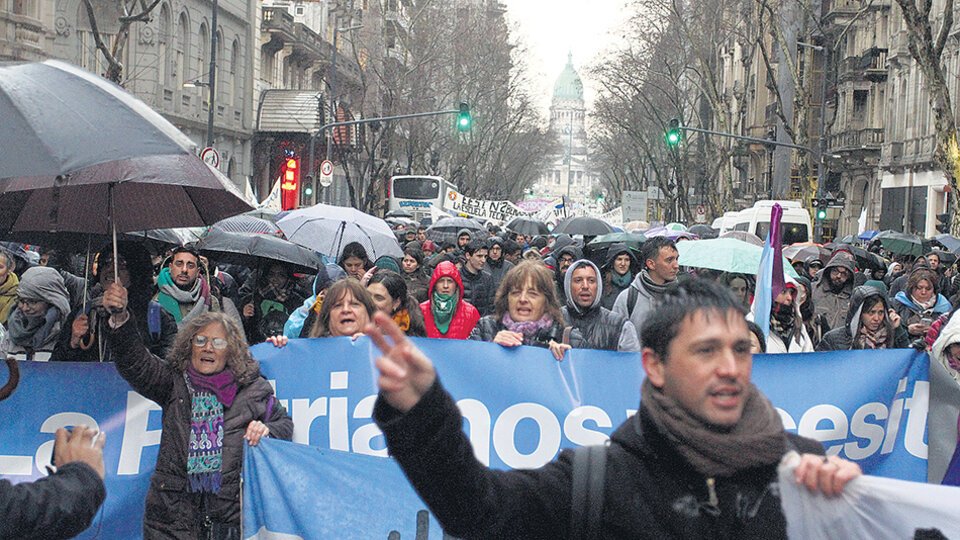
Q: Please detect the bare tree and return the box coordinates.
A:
[892,0,960,233]
[81,0,162,84]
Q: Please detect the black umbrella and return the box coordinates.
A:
[424,217,486,244]
[385,209,414,219]
[687,224,719,239]
[196,228,323,274]
[551,216,615,236]
[505,217,549,236]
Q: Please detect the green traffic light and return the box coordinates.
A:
[666,131,680,146]
[817,208,827,220]
[305,186,314,196]
[457,102,471,132]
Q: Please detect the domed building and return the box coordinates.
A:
[536,53,599,202]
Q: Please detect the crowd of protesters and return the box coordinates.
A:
[7,214,960,538]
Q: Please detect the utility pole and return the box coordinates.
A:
[799,40,829,243]
[205,0,217,148]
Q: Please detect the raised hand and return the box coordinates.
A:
[53,425,106,479]
[366,311,436,413]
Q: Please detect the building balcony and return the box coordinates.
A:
[262,7,297,41]
[827,128,883,153]
[837,48,888,82]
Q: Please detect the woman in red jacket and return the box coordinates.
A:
[420,261,480,339]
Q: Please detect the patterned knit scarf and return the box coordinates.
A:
[184,368,236,493]
[856,324,889,350]
[502,313,554,346]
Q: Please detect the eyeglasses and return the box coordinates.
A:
[192,335,228,350]
[16,297,44,307]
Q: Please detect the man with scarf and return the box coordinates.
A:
[561,259,639,352]
[155,246,240,328]
[1,266,72,361]
[612,236,679,347]
[811,250,857,331]
[367,278,860,539]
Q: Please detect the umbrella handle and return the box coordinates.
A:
[79,331,95,350]
[0,356,20,402]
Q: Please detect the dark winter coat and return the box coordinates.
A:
[561,259,640,352]
[374,379,824,540]
[0,462,105,539]
[459,265,496,317]
[52,292,178,362]
[811,250,857,331]
[420,261,480,340]
[402,267,430,303]
[106,314,293,539]
[816,286,910,351]
[468,315,565,348]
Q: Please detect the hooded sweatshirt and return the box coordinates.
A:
[817,286,909,351]
[484,237,515,289]
[552,245,583,305]
[811,250,857,330]
[601,243,635,310]
[420,261,480,339]
[560,259,640,352]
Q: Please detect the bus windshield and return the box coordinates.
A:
[392,177,441,199]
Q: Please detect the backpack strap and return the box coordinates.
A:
[147,301,162,341]
[627,286,639,319]
[570,444,608,540]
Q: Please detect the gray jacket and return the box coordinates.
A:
[612,270,668,347]
[811,251,856,331]
[561,260,639,352]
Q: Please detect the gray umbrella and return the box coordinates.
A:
[196,228,323,274]
[552,216,615,236]
[0,59,199,179]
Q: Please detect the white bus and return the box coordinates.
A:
[386,175,457,223]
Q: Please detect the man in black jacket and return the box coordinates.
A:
[368,278,861,539]
[561,259,639,352]
[459,239,495,316]
[0,425,106,539]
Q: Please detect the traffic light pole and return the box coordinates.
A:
[677,125,815,154]
[306,107,462,204]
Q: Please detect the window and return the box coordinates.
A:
[158,5,171,84]
[176,13,190,83]
[852,90,868,127]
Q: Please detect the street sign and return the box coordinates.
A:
[647,186,663,200]
[696,205,706,224]
[200,147,219,168]
[319,160,334,187]
[622,190,648,221]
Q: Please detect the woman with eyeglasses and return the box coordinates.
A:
[101,281,292,539]
[1,266,71,361]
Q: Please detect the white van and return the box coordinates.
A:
[719,200,812,244]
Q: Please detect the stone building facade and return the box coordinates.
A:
[536,54,599,203]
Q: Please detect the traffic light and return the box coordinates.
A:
[280,157,299,211]
[665,118,681,146]
[937,212,951,234]
[457,102,472,132]
[816,199,827,220]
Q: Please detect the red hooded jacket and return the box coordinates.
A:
[420,261,480,339]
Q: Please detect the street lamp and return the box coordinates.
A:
[798,40,829,241]
[205,0,219,150]
[181,79,210,89]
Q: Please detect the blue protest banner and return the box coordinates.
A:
[0,338,931,539]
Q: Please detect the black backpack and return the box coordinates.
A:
[569,444,608,540]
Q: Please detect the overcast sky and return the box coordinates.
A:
[501,0,632,112]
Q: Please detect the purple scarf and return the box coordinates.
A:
[184,367,237,493]
[502,313,554,346]
[186,365,238,407]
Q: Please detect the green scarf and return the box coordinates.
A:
[612,271,632,289]
[431,290,458,334]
